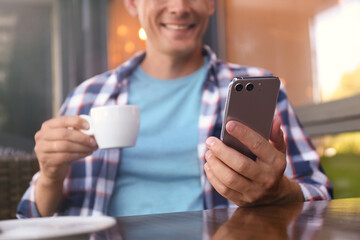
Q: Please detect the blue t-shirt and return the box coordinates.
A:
[108,60,208,216]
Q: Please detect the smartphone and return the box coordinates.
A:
[220,76,280,160]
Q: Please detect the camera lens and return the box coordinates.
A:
[235,83,243,91]
[246,83,254,91]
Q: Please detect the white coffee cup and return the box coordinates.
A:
[80,105,140,149]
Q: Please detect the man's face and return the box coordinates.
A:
[134,0,215,57]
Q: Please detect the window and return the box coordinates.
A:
[0,1,53,154]
[311,1,360,102]
[0,0,108,155]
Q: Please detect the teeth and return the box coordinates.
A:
[164,24,190,30]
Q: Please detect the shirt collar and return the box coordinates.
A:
[109,45,219,99]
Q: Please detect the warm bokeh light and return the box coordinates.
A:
[305,86,313,99]
[117,25,128,36]
[314,1,360,102]
[111,55,121,66]
[139,28,147,40]
[108,0,146,69]
[124,41,135,53]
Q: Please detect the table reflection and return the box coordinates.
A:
[87,198,360,240]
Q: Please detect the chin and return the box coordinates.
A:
[163,43,200,57]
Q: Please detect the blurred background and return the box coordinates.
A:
[0,0,359,218]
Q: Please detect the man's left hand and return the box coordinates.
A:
[204,117,304,206]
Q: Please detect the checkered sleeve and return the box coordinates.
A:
[276,83,333,200]
[16,172,42,218]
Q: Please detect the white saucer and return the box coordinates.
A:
[0,216,116,240]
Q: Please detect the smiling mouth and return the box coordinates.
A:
[162,24,195,30]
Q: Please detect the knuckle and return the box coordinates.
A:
[264,178,276,190]
[70,116,82,127]
[238,125,248,138]
[251,139,264,151]
[235,160,247,173]
[34,131,41,141]
[223,172,237,187]
[34,141,45,156]
[34,144,40,154]
[53,141,65,152]
[42,120,51,129]
[221,186,232,198]
[34,131,41,142]
[210,142,220,154]
[205,150,212,161]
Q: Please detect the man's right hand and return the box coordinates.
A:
[33,115,98,216]
[35,115,98,182]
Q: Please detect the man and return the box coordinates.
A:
[18,0,332,218]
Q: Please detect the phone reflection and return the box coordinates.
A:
[209,201,328,240]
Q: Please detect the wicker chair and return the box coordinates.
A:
[0,154,39,219]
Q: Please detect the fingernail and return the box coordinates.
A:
[206,138,215,146]
[227,121,237,132]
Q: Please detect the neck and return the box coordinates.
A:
[141,47,204,80]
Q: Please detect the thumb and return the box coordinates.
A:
[270,116,286,154]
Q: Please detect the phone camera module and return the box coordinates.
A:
[235,83,243,91]
[246,83,254,91]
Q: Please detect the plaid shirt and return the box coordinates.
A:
[17,46,333,218]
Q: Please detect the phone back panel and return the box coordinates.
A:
[220,77,280,160]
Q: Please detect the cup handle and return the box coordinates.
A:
[79,114,95,135]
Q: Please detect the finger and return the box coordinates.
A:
[205,161,281,207]
[35,139,96,155]
[204,162,245,206]
[205,149,253,193]
[226,121,278,163]
[42,116,89,130]
[206,137,260,181]
[270,117,286,154]
[38,152,94,166]
[35,128,97,148]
